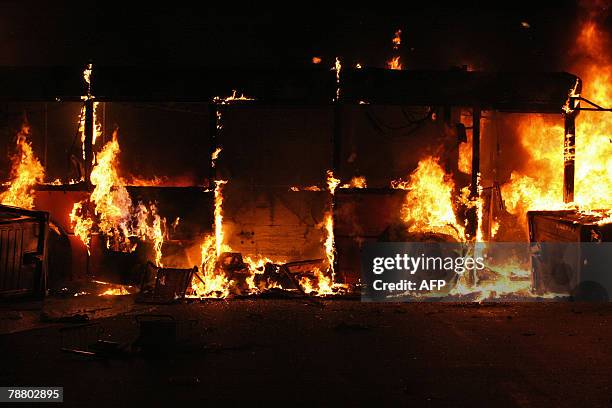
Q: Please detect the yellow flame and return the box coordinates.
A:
[387,56,402,70]
[340,176,367,189]
[326,169,340,195]
[289,185,322,192]
[212,90,254,104]
[70,202,93,252]
[214,180,229,257]
[334,57,342,101]
[392,156,465,241]
[387,30,403,70]
[501,19,612,220]
[0,123,45,209]
[211,147,222,168]
[70,130,165,265]
[299,268,334,296]
[99,287,130,296]
[392,29,402,48]
[191,234,230,298]
[192,172,343,298]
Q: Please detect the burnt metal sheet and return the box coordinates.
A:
[334,188,406,237]
[528,210,612,242]
[139,263,196,303]
[528,210,612,298]
[0,205,49,297]
[334,188,406,284]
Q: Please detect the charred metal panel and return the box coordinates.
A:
[528,210,612,297]
[334,188,406,284]
[0,205,48,298]
[223,188,327,262]
[528,210,612,243]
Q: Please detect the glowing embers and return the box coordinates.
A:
[83,279,135,296]
[0,122,45,209]
[70,130,166,265]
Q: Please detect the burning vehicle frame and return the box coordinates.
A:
[0,60,610,301]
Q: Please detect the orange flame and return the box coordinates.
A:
[501,18,612,220]
[387,56,402,70]
[211,147,222,168]
[191,234,230,298]
[340,176,367,189]
[323,170,340,279]
[392,156,465,241]
[0,122,45,209]
[70,202,93,251]
[192,170,345,298]
[70,130,165,265]
[99,286,130,296]
[299,267,334,296]
[387,29,403,70]
[214,180,229,257]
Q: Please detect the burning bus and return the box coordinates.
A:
[0,18,610,303]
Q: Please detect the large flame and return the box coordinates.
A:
[0,122,45,209]
[70,202,93,250]
[299,267,334,296]
[324,170,340,278]
[70,130,165,265]
[501,18,612,220]
[192,234,230,298]
[214,179,229,257]
[392,156,465,241]
[89,132,133,251]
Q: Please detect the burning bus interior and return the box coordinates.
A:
[1,2,612,406]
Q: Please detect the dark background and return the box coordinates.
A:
[0,1,599,70]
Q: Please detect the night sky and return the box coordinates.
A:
[0,1,605,72]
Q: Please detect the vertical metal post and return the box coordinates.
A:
[332,57,342,175]
[102,102,106,145]
[470,108,481,198]
[332,105,342,174]
[209,103,219,183]
[563,110,576,203]
[83,99,94,185]
[43,103,48,169]
[466,107,481,239]
[330,62,342,282]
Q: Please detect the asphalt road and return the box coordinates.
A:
[1,299,611,406]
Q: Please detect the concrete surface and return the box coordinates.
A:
[1,297,611,406]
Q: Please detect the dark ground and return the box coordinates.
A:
[1,296,612,407]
